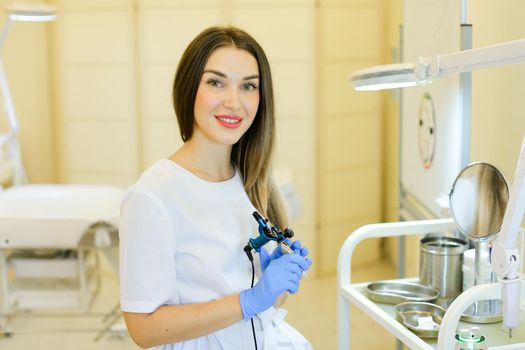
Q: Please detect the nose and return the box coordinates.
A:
[223,87,241,110]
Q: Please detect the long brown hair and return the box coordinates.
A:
[172,26,288,229]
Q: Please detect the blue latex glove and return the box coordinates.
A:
[240,253,311,320]
[260,239,311,273]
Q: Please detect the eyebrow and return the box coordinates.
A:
[203,69,259,80]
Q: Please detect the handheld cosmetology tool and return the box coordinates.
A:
[244,211,309,279]
[243,211,309,350]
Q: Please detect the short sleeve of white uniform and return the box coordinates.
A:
[119,187,178,313]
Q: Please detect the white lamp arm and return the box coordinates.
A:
[437,38,525,77]
[492,135,525,273]
[490,134,525,334]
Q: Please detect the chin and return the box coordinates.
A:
[221,137,242,145]
[216,131,245,145]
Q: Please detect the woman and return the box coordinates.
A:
[119,26,313,350]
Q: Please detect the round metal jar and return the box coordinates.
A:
[419,236,467,306]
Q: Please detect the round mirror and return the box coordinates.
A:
[449,162,509,240]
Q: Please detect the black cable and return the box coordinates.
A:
[244,246,258,350]
[249,258,258,350]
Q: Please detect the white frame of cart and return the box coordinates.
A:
[337,219,525,350]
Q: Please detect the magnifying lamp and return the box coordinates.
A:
[351,38,525,91]
[0,2,56,185]
[5,2,56,21]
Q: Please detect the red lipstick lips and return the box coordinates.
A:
[215,114,242,128]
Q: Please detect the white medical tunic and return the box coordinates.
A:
[119,159,312,350]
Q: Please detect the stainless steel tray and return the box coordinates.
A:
[366,282,439,304]
[460,299,503,324]
[395,302,446,339]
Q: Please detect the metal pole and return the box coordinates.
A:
[459,23,472,169]
[397,23,405,350]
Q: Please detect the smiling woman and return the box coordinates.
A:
[118,26,313,350]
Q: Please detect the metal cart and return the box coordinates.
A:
[337,219,525,349]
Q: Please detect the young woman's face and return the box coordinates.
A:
[193,46,260,146]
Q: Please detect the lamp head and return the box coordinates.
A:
[351,61,433,91]
[6,2,56,22]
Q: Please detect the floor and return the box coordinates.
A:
[0,256,399,350]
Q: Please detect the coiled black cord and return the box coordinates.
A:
[249,258,258,350]
[244,247,258,350]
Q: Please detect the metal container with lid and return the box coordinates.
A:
[419,236,467,307]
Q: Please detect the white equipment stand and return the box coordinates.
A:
[337,219,525,350]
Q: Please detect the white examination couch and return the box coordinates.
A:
[0,184,123,322]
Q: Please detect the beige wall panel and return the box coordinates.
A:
[321,114,380,170]
[142,65,177,120]
[272,62,314,119]
[384,96,400,222]
[319,5,381,61]
[320,62,381,116]
[64,120,138,174]
[289,172,315,231]
[3,23,53,183]
[138,0,220,6]
[62,11,134,63]
[69,172,138,187]
[292,172,315,222]
[319,217,381,275]
[232,6,313,62]
[58,0,132,9]
[234,0,310,4]
[469,2,525,231]
[143,120,183,169]
[472,65,525,176]
[319,0,378,4]
[386,235,420,278]
[63,66,135,120]
[140,8,223,63]
[320,167,380,224]
[275,119,313,172]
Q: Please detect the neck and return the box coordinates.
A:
[170,137,235,182]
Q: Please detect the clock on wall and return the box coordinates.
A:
[418,92,436,169]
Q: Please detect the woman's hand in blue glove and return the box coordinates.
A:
[259,239,311,273]
[240,253,312,320]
